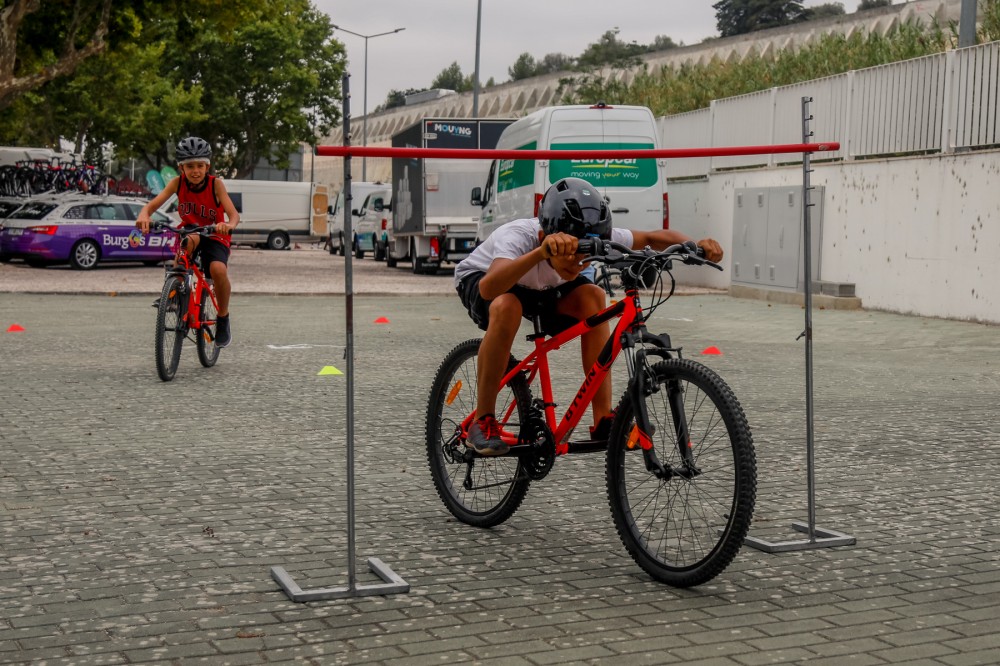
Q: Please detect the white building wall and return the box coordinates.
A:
[669,149,1000,323]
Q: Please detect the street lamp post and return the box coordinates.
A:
[331,24,405,181]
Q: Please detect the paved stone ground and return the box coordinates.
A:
[1,284,1000,664]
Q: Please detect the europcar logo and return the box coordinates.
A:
[570,158,640,171]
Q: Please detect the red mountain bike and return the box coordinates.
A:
[150,222,222,381]
[426,240,757,587]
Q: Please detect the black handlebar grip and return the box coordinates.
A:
[577,238,597,255]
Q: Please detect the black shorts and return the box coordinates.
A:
[456,272,593,334]
[194,237,230,269]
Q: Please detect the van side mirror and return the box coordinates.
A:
[351,208,361,216]
[470,186,482,206]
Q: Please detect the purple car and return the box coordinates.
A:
[0,195,177,270]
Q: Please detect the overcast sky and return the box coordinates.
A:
[312,0,853,111]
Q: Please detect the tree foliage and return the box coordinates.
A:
[0,0,345,177]
[713,0,807,37]
[858,0,892,9]
[431,61,473,92]
[805,3,847,20]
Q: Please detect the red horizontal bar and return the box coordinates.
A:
[315,143,839,159]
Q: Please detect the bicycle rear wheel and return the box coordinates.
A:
[426,338,532,528]
[196,287,220,368]
[155,276,186,381]
[606,358,756,587]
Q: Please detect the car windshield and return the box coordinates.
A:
[13,202,57,220]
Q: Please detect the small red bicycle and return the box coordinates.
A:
[151,222,222,381]
[426,240,757,587]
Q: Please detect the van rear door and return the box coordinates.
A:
[547,106,664,233]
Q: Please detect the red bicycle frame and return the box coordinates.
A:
[166,232,217,334]
[459,290,655,455]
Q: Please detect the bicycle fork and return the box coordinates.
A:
[624,336,700,482]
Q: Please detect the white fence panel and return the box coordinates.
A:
[951,41,1000,150]
[773,74,850,161]
[711,89,774,170]
[848,53,946,157]
[658,108,712,178]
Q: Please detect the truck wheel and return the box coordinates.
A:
[386,248,397,268]
[374,240,386,262]
[327,233,336,255]
[338,233,345,256]
[267,231,290,251]
[354,237,364,259]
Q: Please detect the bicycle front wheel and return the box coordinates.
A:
[155,276,186,381]
[425,338,532,528]
[196,288,220,368]
[606,358,756,587]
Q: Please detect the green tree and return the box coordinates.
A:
[0,0,114,110]
[858,0,892,9]
[805,3,847,19]
[538,53,575,74]
[508,52,537,80]
[577,28,645,69]
[431,61,472,91]
[182,0,344,176]
[649,35,681,51]
[713,0,807,37]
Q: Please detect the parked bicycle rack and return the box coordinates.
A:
[271,74,410,602]
[743,97,856,553]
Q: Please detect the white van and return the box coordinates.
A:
[472,104,669,241]
[352,189,390,260]
[327,181,390,256]
[218,180,330,250]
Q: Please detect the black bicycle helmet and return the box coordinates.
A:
[538,177,611,239]
[176,136,211,163]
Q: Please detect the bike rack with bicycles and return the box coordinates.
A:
[274,92,856,599]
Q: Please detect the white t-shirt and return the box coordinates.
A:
[454,218,634,291]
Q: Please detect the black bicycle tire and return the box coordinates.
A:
[606,358,756,587]
[155,276,185,381]
[425,338,533,528]
[196,287,220,368]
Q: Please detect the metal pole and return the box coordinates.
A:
[270,73,409,601]
[343,74,358,589]
[959,0,978,48]
[473,0,482,118]
[362,38,369,181]
[742,97,855,554]
[801,96,817,540]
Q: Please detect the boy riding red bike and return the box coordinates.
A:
[454,177,723,456]
[136,136,240,347]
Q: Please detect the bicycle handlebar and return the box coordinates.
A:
[577,238,723,272]
[149,220,217,236]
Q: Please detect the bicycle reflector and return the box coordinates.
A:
[446,381,462,406]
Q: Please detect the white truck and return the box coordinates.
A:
[471,104,670,240]
[386,118,514,273]
[216,180,330,250]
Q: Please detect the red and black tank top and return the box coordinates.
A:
[177,174,229,247]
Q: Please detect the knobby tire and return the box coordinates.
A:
[606,358,756,587]
[426,338,533,528]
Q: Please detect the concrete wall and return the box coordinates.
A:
[669,148,1000,323]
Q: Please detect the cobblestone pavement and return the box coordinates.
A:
[2,282,1000,664]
